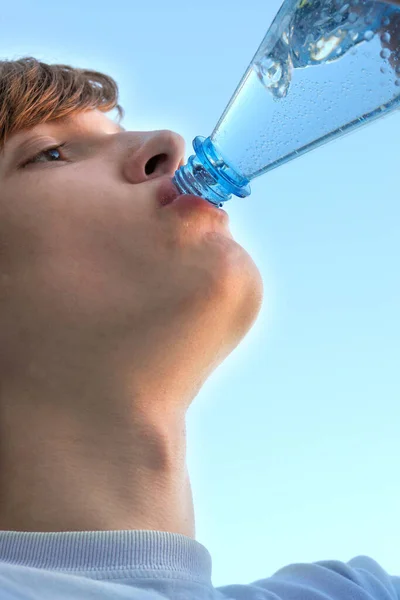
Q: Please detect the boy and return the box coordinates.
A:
[0,56,398,600]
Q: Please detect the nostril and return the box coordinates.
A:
[145,153,168,176]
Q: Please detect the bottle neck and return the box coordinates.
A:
[173,136,251,208]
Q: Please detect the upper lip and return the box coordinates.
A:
[157,177,181,206]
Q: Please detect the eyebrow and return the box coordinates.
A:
[0,123,126,171]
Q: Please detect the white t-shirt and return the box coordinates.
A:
[0,530,398,600]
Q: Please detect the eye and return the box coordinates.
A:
[21,143,67,168]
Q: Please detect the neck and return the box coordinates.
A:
[0,391,195,537]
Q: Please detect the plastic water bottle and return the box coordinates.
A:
[172,0,400,208]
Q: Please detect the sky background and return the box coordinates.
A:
[1,0,399,589]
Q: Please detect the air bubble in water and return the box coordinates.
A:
[380,66,387,74]
[381,16,390,26]
[380,48,391,60]
[396,80,400,87]
[364,30,374,41]
[254,52,292,99]
[348,11,358,23]
[259,58,283,85]
[380,32,391,44]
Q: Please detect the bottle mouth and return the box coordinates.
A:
[172,136,251,208]
[173,164,226,207]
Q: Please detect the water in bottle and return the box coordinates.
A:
[173,0,400,205]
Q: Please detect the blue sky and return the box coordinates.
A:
[1,0,399,588]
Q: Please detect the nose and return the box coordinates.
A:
[123,130,186,184]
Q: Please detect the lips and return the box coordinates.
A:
[157,178,181,206]
[156,176,228,221]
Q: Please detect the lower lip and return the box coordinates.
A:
[169,194,228,217]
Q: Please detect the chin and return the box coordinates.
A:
[206,232,264,324]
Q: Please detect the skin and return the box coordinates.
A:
[0,109,264,535]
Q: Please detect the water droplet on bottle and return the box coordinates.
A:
[380,66,387,74]
[396,65,400,75]
[395,80,400,87]
[365,13,374,25]
[348,11,358,23]
[364,30,374,41]
[349,29,359,41]
[380,32,391,44]
[380,48,391,60]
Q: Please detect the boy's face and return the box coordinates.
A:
[0,109,263,403]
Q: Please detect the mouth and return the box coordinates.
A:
[157,178,182,206]
[157,179,225,213]
[157,177,228,219]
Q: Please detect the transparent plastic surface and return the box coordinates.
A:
[173,0,400,207]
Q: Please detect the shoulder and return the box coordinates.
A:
[215,555,400,600]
